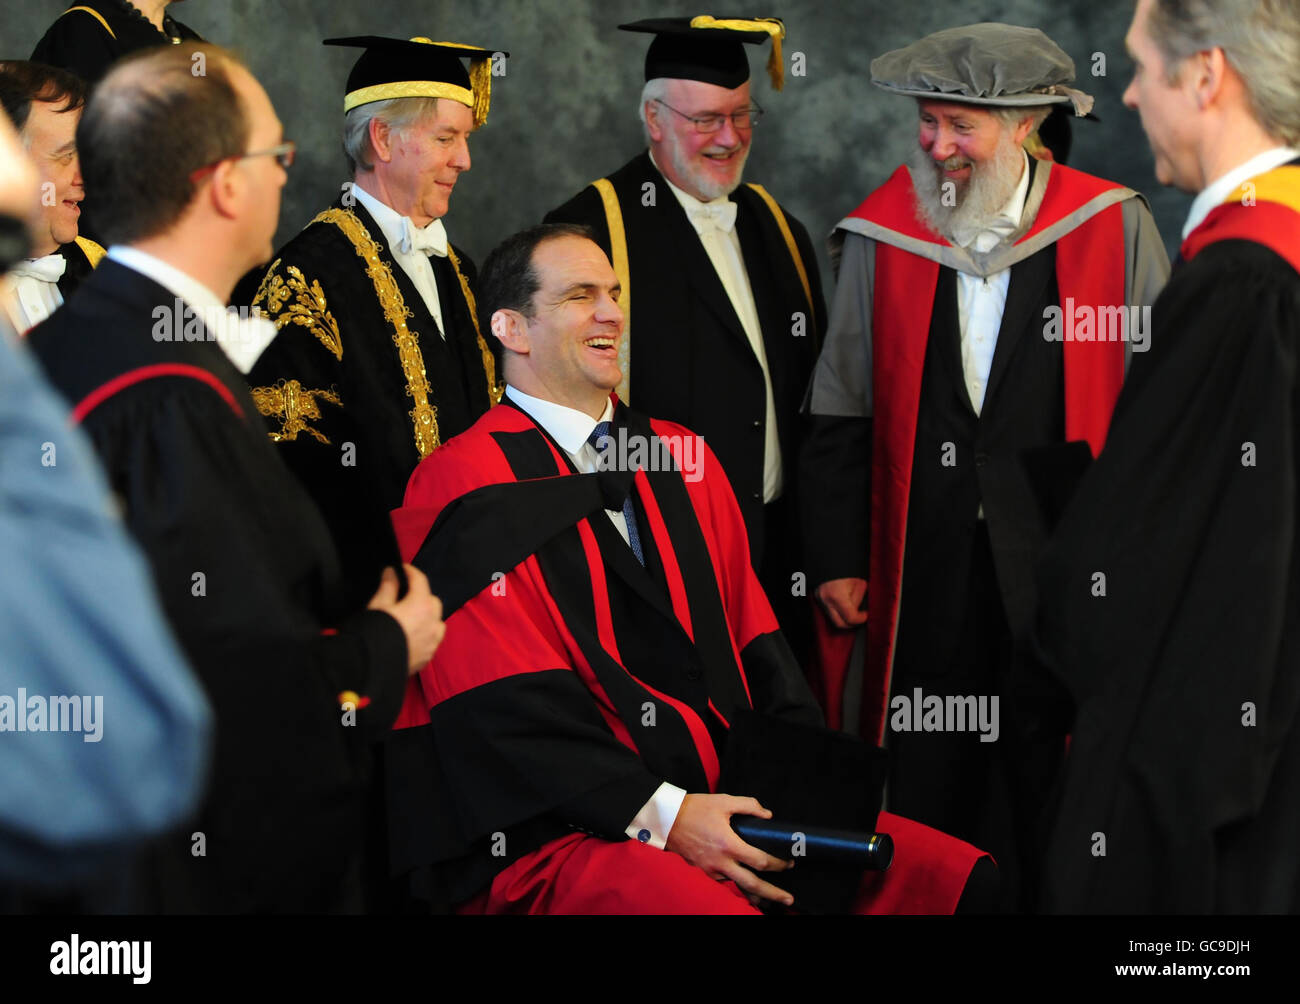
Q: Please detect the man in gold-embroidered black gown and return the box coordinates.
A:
[245,35,503,610]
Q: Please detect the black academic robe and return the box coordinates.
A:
[1032,227,1300,912]
[544,152,826,570]
[27,259,409,914]
[31,0,202,86]
[388,398,823,905]
[864,249,1068,911]
[242,194,499,611]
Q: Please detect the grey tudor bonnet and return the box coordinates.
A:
[870,22,1095,116]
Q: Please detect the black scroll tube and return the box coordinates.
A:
[731,818,894,871]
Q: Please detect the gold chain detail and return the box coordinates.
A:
[251,379,342,444]
[253,259,343,361]
[311,208,441,457]
[445,244,503,405]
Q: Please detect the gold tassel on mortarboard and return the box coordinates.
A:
[689,16,786,91]
[401,37,494,126]
[424,38,492,126]
[468,54,491,128]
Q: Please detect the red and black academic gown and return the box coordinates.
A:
[390,397,986,913]
[1032,162,1300,912]
[820,163,1138,743]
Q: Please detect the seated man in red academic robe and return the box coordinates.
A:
[390,222,993,914]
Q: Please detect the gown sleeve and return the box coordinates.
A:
[82,380,408,907]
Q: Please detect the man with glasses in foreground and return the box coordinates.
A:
[546,17,825,670]
[26,42,445,913]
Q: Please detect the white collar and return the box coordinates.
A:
[106,245,276,372]
[350,182,448,256]
[649,150,736,214]
[1183,146,1300,239]
[108,245,226,314]
[505,385,614,457]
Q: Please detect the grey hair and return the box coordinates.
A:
[1147,0,1300,145]
[991,105,1054,134]
[342,95,442,175]
[637,77,670,143]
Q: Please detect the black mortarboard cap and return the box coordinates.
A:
[619,16,786,90]
[323,35,504,127]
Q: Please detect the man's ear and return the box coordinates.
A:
[1012,114,1037,146]
[368,116,394,165]
[1193,48,1227,110]
[206,158,242,221]
[491,308,529,355]
[644,100,666,144]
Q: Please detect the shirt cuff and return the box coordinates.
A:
[624,782,687,850]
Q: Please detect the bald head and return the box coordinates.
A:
[78,43,252,245]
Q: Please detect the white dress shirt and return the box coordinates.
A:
[350,183,448,338]
[652,154,783,503]
[505,383,688,850]
[951,150,1032,416]
[2,253,66,334]
[106,245,276,373]
[1182,146,1300,240]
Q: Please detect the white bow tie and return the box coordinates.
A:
[397,217,449,257]
[10,253,66,283]
[686,201,737,235]
[951,214,1018,253]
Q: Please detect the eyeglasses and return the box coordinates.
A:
[189,140,296,183]
[653,99,764,134]
[240,141,296,170]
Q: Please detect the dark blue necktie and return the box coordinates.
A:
[588,421,645,566]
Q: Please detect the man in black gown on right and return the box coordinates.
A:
[1030,0,1300,912]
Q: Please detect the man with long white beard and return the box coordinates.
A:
[801,23,1168,909]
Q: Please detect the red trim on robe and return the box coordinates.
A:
[71,363,244,424]
[842,163,1132,743]
[634,466,696,640]
[1180,199,1300,272]
[388,402,755,788]
[808,605,854,731]
[667,432,780,658]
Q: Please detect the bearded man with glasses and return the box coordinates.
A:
[546,17,826,674]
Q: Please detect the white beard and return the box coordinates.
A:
[908,136,1026,243]
[660,124,749,201]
